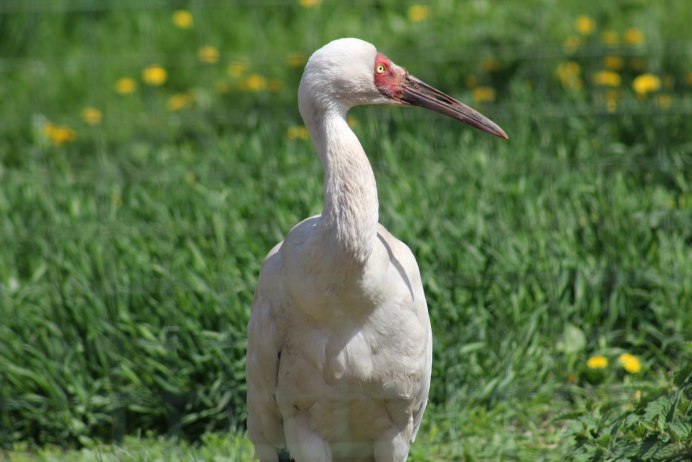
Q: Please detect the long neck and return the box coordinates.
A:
[304,106,379,265]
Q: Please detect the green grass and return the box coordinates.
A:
[6,433,256,461]
[1,0,691,460]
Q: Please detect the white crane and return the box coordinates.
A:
[246,38,507,462]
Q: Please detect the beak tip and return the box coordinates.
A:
[488,125,508,140]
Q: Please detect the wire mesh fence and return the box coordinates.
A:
[1,0,691,449]
[1,1,688,210]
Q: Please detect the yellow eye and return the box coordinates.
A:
[376,64,386,74]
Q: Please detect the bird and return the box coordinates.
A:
[246,38,507,462]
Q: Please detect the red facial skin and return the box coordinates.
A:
[372,51,509,139]
[373,52,404,100]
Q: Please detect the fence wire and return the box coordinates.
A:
[1,0,691,448]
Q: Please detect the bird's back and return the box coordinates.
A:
[247,217,432,461]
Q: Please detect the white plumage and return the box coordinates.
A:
[246,38,507,462]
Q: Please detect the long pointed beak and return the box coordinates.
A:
[398,74,508,140]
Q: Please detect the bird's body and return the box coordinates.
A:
[250,219,431,461]
[247,38,506,462]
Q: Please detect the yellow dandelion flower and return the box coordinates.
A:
[556,61,582,90]
[81,107,102,125]
[472,86,496,103]
[287,52,306,68]
[167,92,193,111]
[603,56,624,70]
[172,10,193,29]
[241,73,267,92]
[44,123,77,145]
[593,70,621,87]
[115,77,136,94]
[408,5,429,22]
[298,0,320,7]
[286,126,309,140]
[227,61,248,78]
[142,64,167,86]
[587,355,608,369]
[575,15,596,35]
[632,73,660,96]
[563,36,582,54]
[42,123,59,142]
[623,27,644,45]
[618,353,641,373]
[42,124,57,143]
[198,45,220,64]
[601,30,618,45]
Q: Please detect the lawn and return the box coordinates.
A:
[1,1,691,461]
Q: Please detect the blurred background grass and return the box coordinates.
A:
[0,0,690,460]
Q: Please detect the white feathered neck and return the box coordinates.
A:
[298,39,383,265]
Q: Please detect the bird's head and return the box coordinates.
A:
[299,38,507,139]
